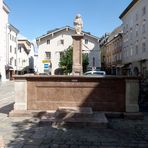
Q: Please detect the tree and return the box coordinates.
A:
[59,46,73,74]
[59,46,89,74]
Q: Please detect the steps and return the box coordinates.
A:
[39,107,108,128]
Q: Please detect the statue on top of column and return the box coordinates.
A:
[74,14,83,35]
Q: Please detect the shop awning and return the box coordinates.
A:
[5,65,14,70]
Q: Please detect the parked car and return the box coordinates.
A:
[84,71,106,77]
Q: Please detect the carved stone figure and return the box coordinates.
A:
[74,14,83,35]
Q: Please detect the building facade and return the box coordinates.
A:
[5,24,19,80]
[36,26,100,75]
[17,39,33,74]
[100,27,123,75]
[0,0,9,81]
[120,0,148,78]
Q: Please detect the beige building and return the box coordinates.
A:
[0,0,9,81]
[36,26,100,75]
[120,0,148,77]
[100,27,123,75]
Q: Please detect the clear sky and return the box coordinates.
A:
[5,0,132,40]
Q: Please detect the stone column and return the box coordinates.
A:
[14,79,27,110]
[72,34,84,75]
[126,79,139,112]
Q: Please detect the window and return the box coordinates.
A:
[130,46,133,56]
[136,13,138,21]
[136,30,138,37]
[10,34,11,40]
[57,39,64,45]
[61,39,64,45]
[47,39,50,44]
[18,46,21,53]
[12,35,14,41]
[14,48,16,54]
[60,52,64,59]
[10,57,13,65]
[142,6,146,16]
[142,42,146,52]
[45,52,51,59]
[10,45,12,53]
[135,45,138,55]
[142,23,146,33]
[85,39,88,44]
[15,59,16,66]
[126,48,129,57]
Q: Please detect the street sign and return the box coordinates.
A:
[42,60,51,63]
[44,64,49,69]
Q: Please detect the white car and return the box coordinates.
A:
[84,71,106,77]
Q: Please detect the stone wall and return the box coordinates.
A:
[13,75,140,112]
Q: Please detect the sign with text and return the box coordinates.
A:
[44,64,49,69]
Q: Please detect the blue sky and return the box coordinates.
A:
[5,0,131,40]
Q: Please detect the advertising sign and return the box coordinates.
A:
[44,64,49,69]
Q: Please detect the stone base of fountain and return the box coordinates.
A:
[38,107,109,128]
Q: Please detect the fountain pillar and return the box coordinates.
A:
[72,14,84,76]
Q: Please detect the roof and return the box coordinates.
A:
[18,39,31,47]
[8,24,19,34]
[3,2,10,13]
[18,43,31,54]
[36,26,99,41]
[107,26,122,43]
[119,0,139,19]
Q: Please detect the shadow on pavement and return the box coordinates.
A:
[4,114,148,148]
[0,103,14,115]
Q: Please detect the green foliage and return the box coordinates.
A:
[59,46,73,74]
[59,46,89,74]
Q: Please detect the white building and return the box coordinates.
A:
[17,38,34,74]
[5,24,19,80]
[0,0,9,81]
[120,0,148,77]
[36,26,100,75]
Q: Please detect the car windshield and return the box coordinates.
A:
[84,71,106,76]
[93,72,104,75]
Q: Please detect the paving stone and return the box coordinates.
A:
[7,143,24,148]
[88,146,98,148]
[60,144,69,148]
[40,144,50,148]
[79,146,89,148]
[50,144,60,148]
[1,106,148,148]
[24,138,43,146]
[23,145,40,148]
[70,145,79,148]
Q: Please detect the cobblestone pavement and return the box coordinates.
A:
[0,112,148,148]
[0,81,14,108]
[1,81,148,148]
